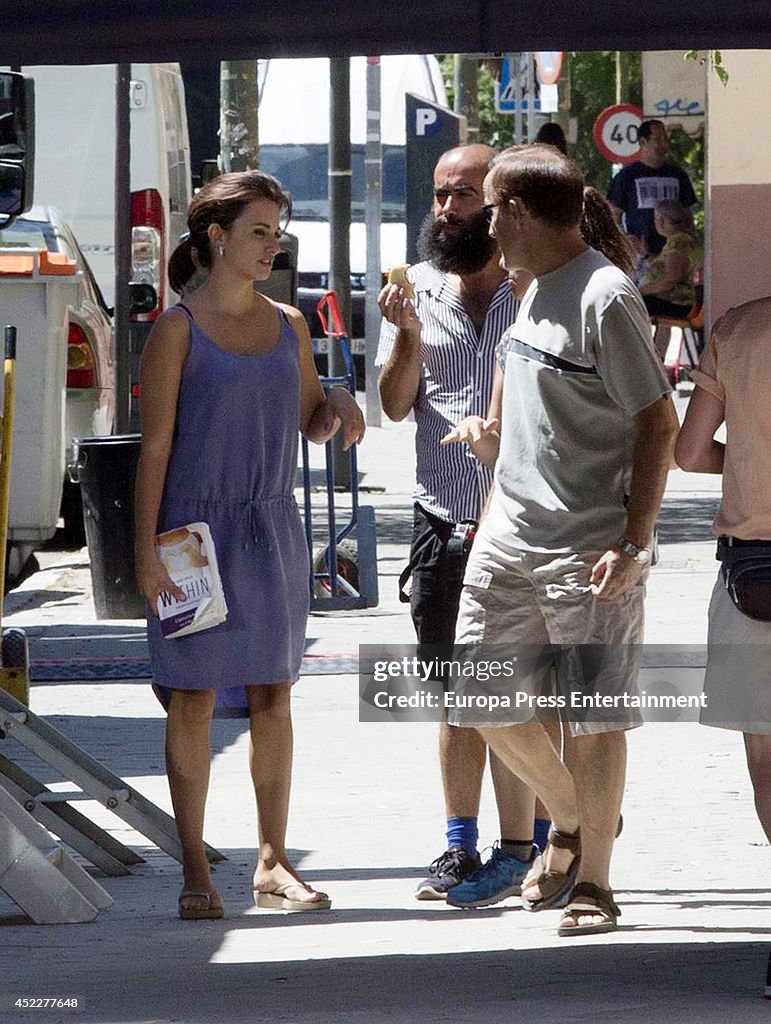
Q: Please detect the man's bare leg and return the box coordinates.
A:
[479,722,579,884]
[412,720,487,899]
[490,751,536,842]
[557,729,626,930]
[532,721,561,848]
[441,718,486,817]
[442,747,538,909]
[744,733,771,842]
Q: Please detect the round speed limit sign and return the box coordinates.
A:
[593,104,643,164]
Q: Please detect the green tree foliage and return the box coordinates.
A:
[439,51,703,238]
[686,49,728,86]
[570,51,641,191]
[440,52,642,190]
[668,123,705,244]
[439,54,517,148]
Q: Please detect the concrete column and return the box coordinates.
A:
[707,50,771,322]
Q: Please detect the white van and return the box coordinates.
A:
[257,55,447,339]
[9,63,191,318]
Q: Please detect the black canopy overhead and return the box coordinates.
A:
[3,0,771,64]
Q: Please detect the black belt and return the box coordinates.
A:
[719,536,771,548]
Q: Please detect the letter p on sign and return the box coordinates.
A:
[415,107,439,136]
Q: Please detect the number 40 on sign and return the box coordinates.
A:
[593,104,643,164]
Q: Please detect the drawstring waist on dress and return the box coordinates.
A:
[161,493,297,552]
[240,495,298,551]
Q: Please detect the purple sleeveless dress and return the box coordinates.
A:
[147,305,310,717]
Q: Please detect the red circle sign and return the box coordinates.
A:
[593,104,643,164]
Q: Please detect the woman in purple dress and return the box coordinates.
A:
[135,171,364,920]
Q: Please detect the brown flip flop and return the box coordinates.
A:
[178,888,224,920]
[253,881,332,912]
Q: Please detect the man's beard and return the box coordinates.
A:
[417,210,497,275]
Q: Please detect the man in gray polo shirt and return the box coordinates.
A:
[451,144,678,935]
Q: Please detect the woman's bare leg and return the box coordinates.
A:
[248,682,328,904]
[166,688,219,906]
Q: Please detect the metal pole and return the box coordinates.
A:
[220,61,259,171]
[513,54,523,145]
[615,51,630,105]
[0,327,18,585]
[329,57,352,489]
[453,55,479,142]
[557,55,571,144]
[114,64,131,434]
[364,56,382,428]
[526,54,537,142]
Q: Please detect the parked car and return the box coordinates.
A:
[0,205,115,542]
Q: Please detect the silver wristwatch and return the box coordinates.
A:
[616,536,652,565]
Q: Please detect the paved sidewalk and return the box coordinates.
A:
[1,400,770,1023]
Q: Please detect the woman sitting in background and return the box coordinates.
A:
[638,199,695,319]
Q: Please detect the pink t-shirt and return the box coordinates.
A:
[690,296,771,539]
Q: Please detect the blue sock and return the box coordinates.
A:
[446,816,478,855]
[534,817,551,852]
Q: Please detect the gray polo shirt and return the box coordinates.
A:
[484,247,671,555]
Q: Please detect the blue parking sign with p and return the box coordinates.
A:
[406,94,466,262]
[414,106,440,137]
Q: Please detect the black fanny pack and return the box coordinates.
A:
[718,538,771,622]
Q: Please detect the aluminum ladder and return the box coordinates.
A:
[0,778,113,923]
[0,688,225,875]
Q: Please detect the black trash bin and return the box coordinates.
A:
[72,434,145,619]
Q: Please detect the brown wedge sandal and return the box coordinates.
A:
[521,825,580,912]
[557,882,620,936]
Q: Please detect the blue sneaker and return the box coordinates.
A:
[446,842,537,909]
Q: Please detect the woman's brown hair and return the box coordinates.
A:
[168,170,291,293]
[581,186,635,278]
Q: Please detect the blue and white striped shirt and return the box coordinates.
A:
[377,261,519,522]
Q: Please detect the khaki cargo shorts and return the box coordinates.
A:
[448,532,645,735]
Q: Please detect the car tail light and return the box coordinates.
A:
[131,189,165,322]
[67,323,96,389]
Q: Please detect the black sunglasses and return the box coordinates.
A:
[482,202,501,225]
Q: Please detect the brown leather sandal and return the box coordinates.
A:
[178,888,224,921]
[521,825,580,912]
[557,882,620,936]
